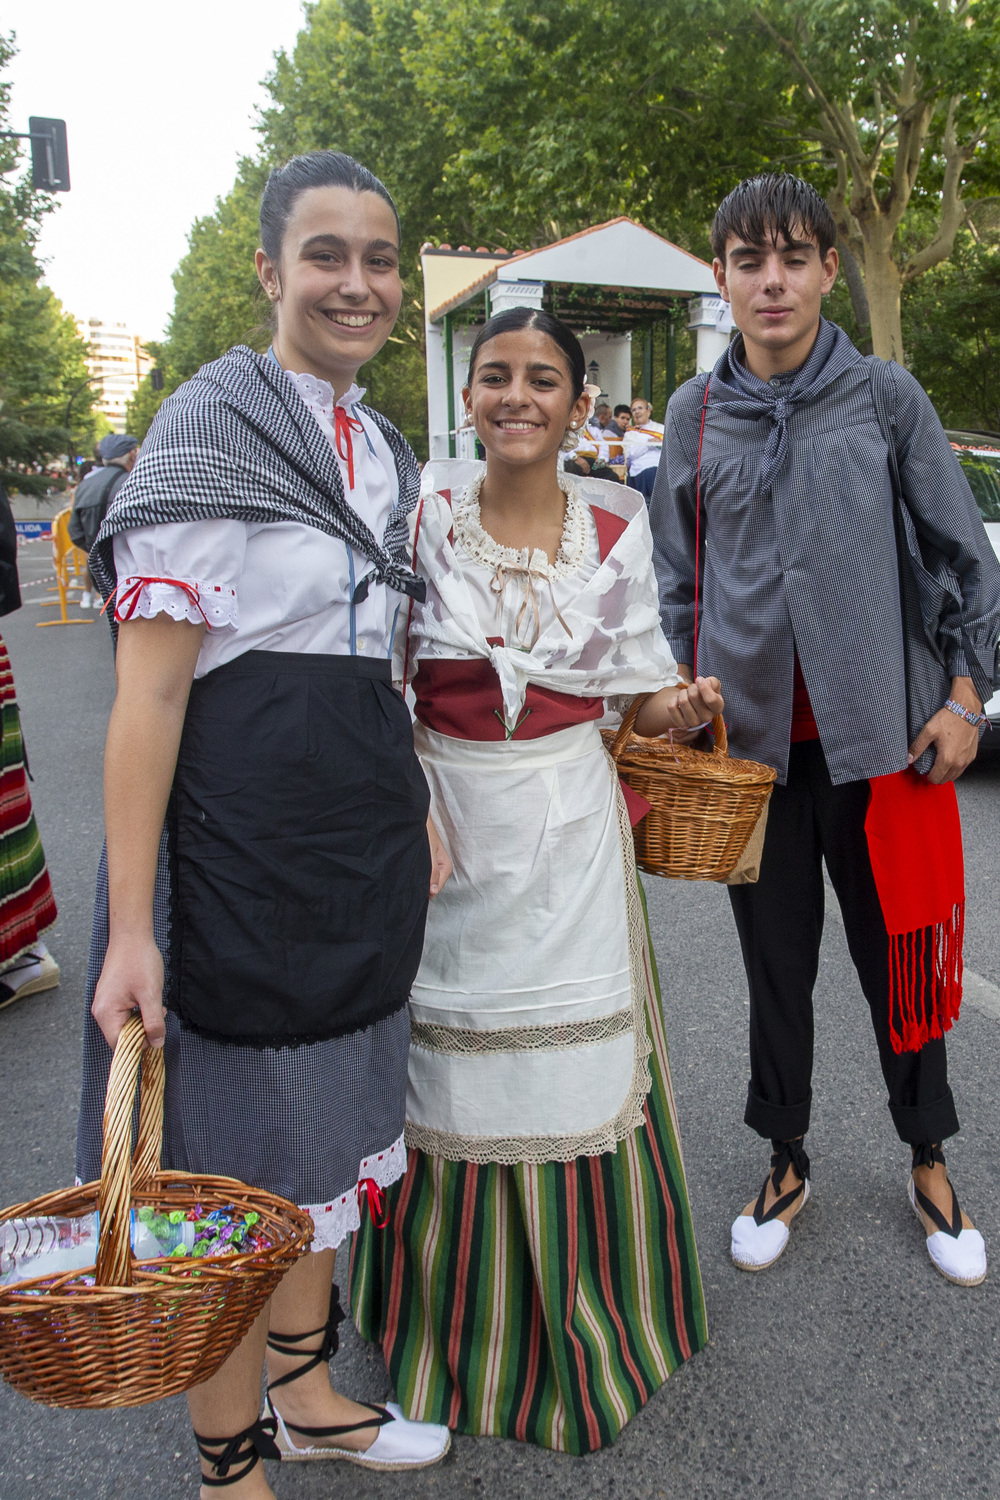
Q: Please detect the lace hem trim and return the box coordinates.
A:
[115,577,238,629]
[410,1005,633,1056]
[453,469,588,580]
[403,767,653,1165]
[302,1131,407,1252]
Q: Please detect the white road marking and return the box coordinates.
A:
[823,881,1000,1021]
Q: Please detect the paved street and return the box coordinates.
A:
[2,535,999,1500]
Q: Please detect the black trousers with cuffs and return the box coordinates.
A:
[728,740,960,1147]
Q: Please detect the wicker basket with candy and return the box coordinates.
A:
[0,1015,313,1410]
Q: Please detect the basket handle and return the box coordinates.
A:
[95,1014,166,1287]
[609,694,728,761]
[608,694,649,761]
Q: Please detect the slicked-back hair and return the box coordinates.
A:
[710,174,837,262]
[259,150,401,262]
[467,308,586,397]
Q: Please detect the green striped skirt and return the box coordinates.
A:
[349,891,707,1454]
[0,635,56,965]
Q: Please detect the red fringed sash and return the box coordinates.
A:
[864,769,965,1055]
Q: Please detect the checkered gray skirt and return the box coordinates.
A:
[76,837,409,1212]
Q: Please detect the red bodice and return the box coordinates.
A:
[412,501,628,742]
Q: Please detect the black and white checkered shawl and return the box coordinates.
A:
[90,343,425,617]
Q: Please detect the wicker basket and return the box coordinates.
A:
[0,1015,313,1409]
[605,695,777,881]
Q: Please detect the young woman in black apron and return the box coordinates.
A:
[76,152,452,1494]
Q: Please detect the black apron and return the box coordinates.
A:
[168,651,430,1047]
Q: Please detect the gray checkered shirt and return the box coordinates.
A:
[650,319,1000,786]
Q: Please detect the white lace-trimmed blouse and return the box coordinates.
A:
[112,370,402,678]
[451,472,595,650]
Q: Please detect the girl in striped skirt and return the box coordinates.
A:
[0,483,59,1011]
[350,309,716,1453]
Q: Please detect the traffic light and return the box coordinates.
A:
[28,118,70,192]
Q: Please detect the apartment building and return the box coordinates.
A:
[77,317,153,433]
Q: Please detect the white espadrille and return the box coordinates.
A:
[731,1140,811,1272]
[908,1176,987,1287]
[264,1288,451,1471]
[0,948,60,1011]
[732,1178,810,1271]
[269,1398,451,1470]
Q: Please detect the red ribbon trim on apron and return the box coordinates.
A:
[865,768,965,1054]
[357,1177,390,1229]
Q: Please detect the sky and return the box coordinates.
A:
[3,0,307,339]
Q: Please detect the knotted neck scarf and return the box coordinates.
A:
[707,317,860,496]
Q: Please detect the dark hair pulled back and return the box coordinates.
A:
[467,308,586,397]
[259,150,401,261]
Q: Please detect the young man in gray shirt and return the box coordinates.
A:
[651,174,1000,1284]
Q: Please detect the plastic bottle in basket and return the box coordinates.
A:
[0,1213,98,1284]
[0,1209,197,1286]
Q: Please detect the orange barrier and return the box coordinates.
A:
[37,507,93,627]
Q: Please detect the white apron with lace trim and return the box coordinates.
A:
[407,721,654,1163]
[401,463,680,1164]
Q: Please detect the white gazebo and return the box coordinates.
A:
[420,217,731,459]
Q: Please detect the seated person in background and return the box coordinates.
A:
[614,404,633,433]
[587,402,625,467]
[588,401,618,437]
[564,423,624,484]
[624,397,665,502]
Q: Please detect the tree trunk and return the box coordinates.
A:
[836,236,872,354]
[861,243,904,363]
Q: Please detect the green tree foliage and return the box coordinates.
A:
[154,0,781,454]
[0,35,100,493]
[126,170,271,440]
[715,1,1000,361]
[262,0,451,259]
[393,0,783,254]
[904,236,1000,433]
[149,0,1000,451]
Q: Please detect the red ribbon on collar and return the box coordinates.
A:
[335,406,366,491]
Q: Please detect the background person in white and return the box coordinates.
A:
[623,397,664,503]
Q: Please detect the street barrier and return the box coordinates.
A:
[36,508,92,628]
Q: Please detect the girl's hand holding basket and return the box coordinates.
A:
[91,933,167,1050]
[605,681,776,883]
[633,675,725,740]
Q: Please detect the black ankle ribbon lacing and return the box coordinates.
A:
[752,1139,811,1226]
[266,1282,346,1392]
[194,1415,281,1486]
[911,1143,963,1238]
[265,1283,393,1446]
